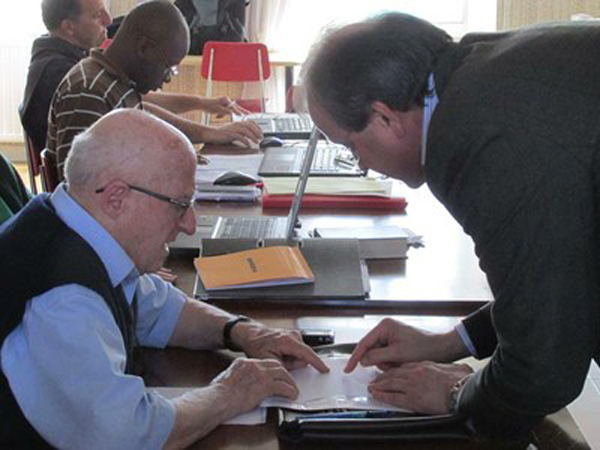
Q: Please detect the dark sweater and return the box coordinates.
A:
[427,22,600,436]
[0,195,137,447]
[19,36,87,153]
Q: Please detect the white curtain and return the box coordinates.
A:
[245,0,293,112]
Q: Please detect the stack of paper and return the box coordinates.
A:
[262,177,393,197]
[262,177,406,210]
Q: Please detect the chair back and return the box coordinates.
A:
[23,131,41,194]
[200,41,271,122]
[41,149,59,192]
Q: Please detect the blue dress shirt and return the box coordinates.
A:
[1,185,185,449]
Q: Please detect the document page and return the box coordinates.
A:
[261,355,408,412]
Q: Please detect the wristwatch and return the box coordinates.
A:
[223,315,251,352]
[448,375,470,414]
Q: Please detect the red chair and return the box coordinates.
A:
[23,131,41,194]
[41,149,59,192]
[200,41,271,123]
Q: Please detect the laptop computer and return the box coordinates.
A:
[258,141,363,177]
[234,113,313,139]
[210,126,321,240]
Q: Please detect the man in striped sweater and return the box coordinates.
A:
[47,0,262,181]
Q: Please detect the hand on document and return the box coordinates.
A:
[344,318,473,414]
[211,357,300,414]
[232,321,330,374]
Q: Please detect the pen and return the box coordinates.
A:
[295,410,405,420]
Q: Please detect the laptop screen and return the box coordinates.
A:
[284,126,320,242]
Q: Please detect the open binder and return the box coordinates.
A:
[194,238,368,304]
[275,348,474,444]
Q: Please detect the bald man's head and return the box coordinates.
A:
[107,0,189,93]
[65,108,195,196]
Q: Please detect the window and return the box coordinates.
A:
[270,0,497,56]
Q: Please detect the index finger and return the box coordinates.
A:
[279,341,330,374]
[344,326,386,373]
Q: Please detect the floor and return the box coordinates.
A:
[10,162,600,448]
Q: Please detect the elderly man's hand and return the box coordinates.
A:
[368,361,473,414]
[211,357,298,414]
[233,322,329,374]
[203,121,263,146]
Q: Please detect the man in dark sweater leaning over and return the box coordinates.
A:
[303,12,600,443]
[0,108,328,449]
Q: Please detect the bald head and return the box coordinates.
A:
[116,0,188,45]
[106,0,189,93]
[65,108,196,196]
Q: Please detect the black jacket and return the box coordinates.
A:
[19,36,87,153]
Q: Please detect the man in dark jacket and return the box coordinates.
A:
[303,12,600,443]
[19,0,112,154]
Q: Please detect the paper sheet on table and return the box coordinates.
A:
[196,154,264,184]
[149,387,267,425]
[261,355,407,411]
[262,177,393,197]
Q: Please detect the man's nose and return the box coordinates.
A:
[179,207,197,235]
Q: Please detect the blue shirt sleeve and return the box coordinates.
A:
[1,284,178,449]
[135,273,186,347]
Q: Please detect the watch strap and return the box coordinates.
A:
[223,315,251,351]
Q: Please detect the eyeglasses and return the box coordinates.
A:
[95,184,194,215]
[147,36,180,81]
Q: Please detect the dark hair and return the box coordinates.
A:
[303,13,452,131]
[42,0,82,31]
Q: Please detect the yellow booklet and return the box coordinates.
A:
[194,246,314,290]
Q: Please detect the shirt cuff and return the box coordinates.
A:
[455,323,478,358]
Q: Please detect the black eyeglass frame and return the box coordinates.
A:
[95,184,194,212]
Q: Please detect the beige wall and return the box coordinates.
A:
[498,0,600,29]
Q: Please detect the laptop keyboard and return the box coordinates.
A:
[274,116,312,132]
[218,216,282,239]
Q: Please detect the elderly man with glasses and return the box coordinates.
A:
[47,0,262,182]
[0,108,328,449]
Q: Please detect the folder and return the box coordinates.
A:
[261,193,407,210]
[194,238,368,304]
[194,246,314,290]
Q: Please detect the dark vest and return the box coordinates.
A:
[0,195,137,447]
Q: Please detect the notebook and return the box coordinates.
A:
[235,113,313,139]
[258,142,363,177]
[210,126,321,240]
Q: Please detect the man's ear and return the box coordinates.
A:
[59,18,76,39]
[136,34,155,62]
[97,182,129,220]
[370,101,407,138]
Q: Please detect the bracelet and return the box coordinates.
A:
[223,315,251,352]
[448,375,470,414]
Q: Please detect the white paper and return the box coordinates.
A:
[262,177,394,197]
[261,355,407,412]
[149,387,267,425]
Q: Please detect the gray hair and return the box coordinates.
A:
[302,13,452,132]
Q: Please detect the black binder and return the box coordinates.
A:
[277,410,473,443]
[193,238,368,304]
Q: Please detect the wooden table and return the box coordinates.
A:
[148,145,591,448]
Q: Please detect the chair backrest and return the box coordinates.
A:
[201,41,271,82]
[41,149,59,192]
[200,41,271,121]
[23,130,41,194]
